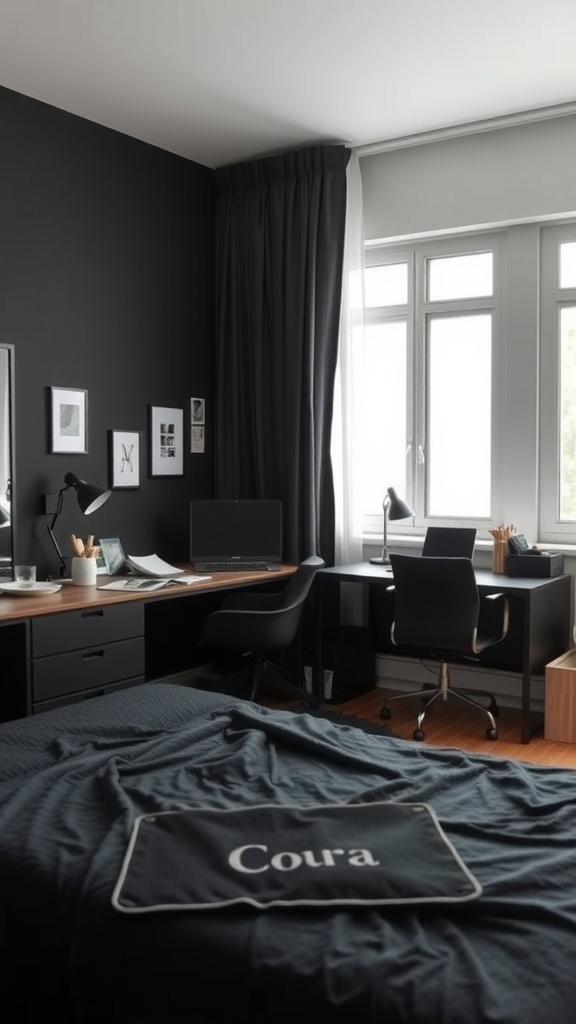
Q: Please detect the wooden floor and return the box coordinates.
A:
[260,686,576,768]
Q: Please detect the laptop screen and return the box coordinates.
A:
[422,527,477,559]
[190,500,282,567]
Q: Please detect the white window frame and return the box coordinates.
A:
[363,232,504,540]
[540,222,576,542]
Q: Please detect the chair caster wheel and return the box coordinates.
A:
[380,707,391,720]
[487,727,498,740]
[413,729,425,741]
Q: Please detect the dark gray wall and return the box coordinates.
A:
[0,86,215,578]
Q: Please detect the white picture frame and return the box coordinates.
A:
[109,429,140,489]
[50,386,87,454]
[149,405,184,476]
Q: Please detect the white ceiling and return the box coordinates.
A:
[2,0,576,169]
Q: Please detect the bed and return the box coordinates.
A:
[1,681,574,1023]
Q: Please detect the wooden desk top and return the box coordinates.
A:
[0,563,297,624]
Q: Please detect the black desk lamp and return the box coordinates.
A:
[369,486,415,565]
[47,472,111,577]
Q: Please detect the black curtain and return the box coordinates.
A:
[213,144,349,566]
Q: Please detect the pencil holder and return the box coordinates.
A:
[492,540,507,575]
[71,557,97,586]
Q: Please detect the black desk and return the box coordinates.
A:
[314,562,573,743]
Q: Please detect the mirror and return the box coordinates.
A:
[0,344,15,577]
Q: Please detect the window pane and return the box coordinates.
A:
[362,322,407,513]
[559,243,576,289]
[428,315,491,517]
[427,252,493,301]
[559,306,576,519]
[364,264,407,307]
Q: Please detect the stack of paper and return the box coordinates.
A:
[125,554,184,577]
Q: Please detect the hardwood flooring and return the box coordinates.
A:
[259,686,576,769]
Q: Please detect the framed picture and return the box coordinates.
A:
[108,429,140,489]
[50,386,87,454]
[98,537,127,575]
[149,405,184,476]
[191,397,205,424]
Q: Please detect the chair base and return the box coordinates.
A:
[380,662,499,741]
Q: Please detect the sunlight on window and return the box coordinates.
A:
[559,306,576,520]
[428,315,491,517]
[428,253,493,301]
[560,243,576,289]
[362,322,407,513]
[350,264,408,308]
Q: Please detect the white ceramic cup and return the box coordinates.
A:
[71,557,97,586]
[14,565,36,587]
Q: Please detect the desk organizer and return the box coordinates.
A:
[506,553,564,577]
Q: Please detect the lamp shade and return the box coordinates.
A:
[0,505,9,528]
[369,486,415,565]
[46,472,112,577]
[386,487,415,522]
[64,472,111,515]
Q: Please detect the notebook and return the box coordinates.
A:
[422,527,477,559]
[190,499,283,572]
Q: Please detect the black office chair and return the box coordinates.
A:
[381,553,510,741]
[197,555,325,705]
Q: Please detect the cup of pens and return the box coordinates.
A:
[70,534,99,586]
[489,524,515,574]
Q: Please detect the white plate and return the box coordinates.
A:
[0,581,62,596]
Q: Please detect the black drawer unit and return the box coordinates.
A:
[32,603,144,657]
[31,603,145,710]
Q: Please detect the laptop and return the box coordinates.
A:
[422,527,477,559]
[190,499,283,572]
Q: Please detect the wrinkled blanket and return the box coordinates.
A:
[1,682,575,1024]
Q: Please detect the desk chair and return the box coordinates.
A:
[197,555,325,705]
[381,553,509,741]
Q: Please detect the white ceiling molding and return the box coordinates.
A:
[354,101,576,158]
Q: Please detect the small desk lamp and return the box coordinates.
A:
[369,486,415,565]
[47,472,111,577]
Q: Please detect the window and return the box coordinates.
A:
[540,224,576,540]
[359,235,501,537]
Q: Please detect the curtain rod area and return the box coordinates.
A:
[352,100,576,157]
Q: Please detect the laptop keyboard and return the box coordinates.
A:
[200,561,269,572]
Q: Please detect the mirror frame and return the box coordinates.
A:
[0,343,15,578]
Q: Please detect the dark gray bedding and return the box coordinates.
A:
[0,682,575,1023]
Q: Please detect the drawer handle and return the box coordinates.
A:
[82,650,104,661]
[81,610,104,620]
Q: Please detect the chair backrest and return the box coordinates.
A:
[251,555,325,649]
[278,554,325,609]
[389,553,480,654]
[199,555,325,653]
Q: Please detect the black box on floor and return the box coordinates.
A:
[320,626,375,704]
[506,553,564,578]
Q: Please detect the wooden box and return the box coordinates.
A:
[545,650,576,743]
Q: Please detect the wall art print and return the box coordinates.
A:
[149,405,184,477]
